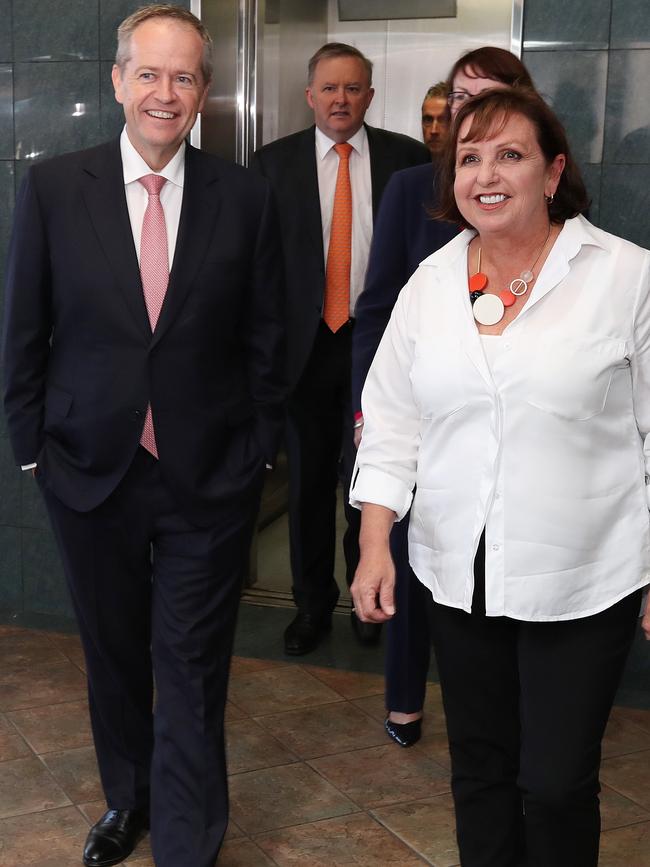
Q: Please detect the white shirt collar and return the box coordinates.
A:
[422,214,607,272]
[553,212,608,262]
[314,124,367,161]
[119,126,185,188]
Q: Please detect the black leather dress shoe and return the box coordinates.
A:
[350,610,382,646]
[83,808,149,867]
[284,611,332,655]
[384,716,422,748]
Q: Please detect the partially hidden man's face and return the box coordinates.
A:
[112,17,209,171]
[421,96,449,156]
[306,55,374,143]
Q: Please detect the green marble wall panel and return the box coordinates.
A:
[13,0,99,62]
[14,61,101,162]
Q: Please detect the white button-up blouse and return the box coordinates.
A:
[350,216,650,621]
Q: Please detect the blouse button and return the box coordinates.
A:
[491,543,500,551]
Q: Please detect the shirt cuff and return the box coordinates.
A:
[349,465,413,520]
[21,463,37,471]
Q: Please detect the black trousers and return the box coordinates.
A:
[385,513,431,713]
[40,448,262,867]
[286,320,360,617]
[431,538,641,867]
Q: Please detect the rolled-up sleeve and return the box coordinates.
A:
[350,277,422,520]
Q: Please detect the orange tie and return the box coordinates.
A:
[323,142,354,332]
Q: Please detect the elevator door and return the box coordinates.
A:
[197,0,523,608]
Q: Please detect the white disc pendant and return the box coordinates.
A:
[473,293,504,326]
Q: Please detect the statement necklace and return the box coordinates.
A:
[469,224,552,326]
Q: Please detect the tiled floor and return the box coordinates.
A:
[1,621,650,865]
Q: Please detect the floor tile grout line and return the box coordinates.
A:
[1,711,33,754]
[34,750,82,806]
[603,745,650,759]
[248,809,436,865]
[244,806,366,839]
[361,810,436,865]
[229,696,347,718]
[370,799,459,866]
[599,776,650,813]
[602,815,650,833]
[235,716,305,765]
[300,755,367,812]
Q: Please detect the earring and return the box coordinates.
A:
[545,193,554,204]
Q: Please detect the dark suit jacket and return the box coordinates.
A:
[2,139,286,525]
[351,162,459,412]
[251,124,429,388]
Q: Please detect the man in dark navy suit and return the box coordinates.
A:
[2,6,284,866]
[253,43,428,655]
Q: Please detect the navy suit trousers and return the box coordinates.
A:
[39,447,262,867]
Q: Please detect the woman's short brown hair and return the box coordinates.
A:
[447,46,534,93]
[436,87,589,228]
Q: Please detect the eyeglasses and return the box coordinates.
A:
[447,91,472,106]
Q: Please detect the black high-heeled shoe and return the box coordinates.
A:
[384,716,422,748]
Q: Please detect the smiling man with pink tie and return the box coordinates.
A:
[2,6,285,866]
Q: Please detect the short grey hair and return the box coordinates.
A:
[307,43,373,87]
[115,4,213,84]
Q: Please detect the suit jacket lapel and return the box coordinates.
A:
[366,124,393,220]
[80,140,151,339]
[151,144,222,348]
[296,126,325,267]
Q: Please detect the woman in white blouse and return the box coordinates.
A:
[350,87,650,867]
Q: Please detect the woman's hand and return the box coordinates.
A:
[351,547,396,623]
[351,503,397,622]
[642,592,650,641]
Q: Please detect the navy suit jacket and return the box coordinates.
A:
[352,162,459,412]
[252,124,429,388]
[2,139,286,524]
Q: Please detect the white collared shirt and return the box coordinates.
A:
[119,127,185,268]
[315,125,373,314]
[351,215,650,621]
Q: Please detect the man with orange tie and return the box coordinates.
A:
[2,6,284,866]
[253,43,428,655]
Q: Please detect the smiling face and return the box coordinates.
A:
[111,17,209,171]
[306,55,374,142]
[421,96,448,156]
[453,111,565,240]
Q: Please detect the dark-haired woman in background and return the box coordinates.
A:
[352,47,537,748]
[351,87,650,865]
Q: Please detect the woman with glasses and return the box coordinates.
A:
[352,47,536,749]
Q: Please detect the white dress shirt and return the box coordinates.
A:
[315,125,373,315]
[350,215,650,621]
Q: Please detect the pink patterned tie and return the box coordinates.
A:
[138,174,169,458]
